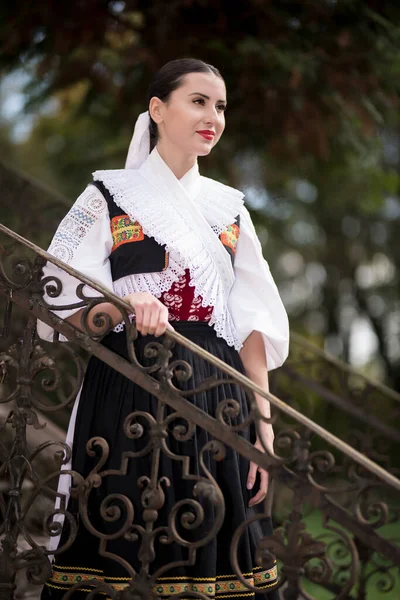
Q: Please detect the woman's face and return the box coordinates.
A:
[151,72,227,157]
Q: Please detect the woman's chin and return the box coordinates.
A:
[196,145,213,157]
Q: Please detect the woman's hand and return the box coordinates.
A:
[239,331,274,507]
[247,426,274,508]
[125,292,170,337]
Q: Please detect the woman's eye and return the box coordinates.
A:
[193,99,226,112]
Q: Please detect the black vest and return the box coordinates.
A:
[92,180,240,282]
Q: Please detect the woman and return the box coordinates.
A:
[38,58,289,600]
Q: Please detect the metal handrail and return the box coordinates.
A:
[3,159,398,407]
[289,331,400,404]
[1,221,400,493]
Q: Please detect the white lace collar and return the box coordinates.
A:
[93,147,245,347]
[140,147,243,231]
[175,154,202,199]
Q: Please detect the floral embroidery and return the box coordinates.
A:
[220,223,240,254]
[110,215,144,251]
[48,564,277,597]
[159,271,213,322]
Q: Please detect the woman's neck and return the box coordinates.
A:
[155,143,197,180]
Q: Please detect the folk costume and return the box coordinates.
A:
[38,111,289,600]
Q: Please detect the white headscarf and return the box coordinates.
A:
[125,111,151,169]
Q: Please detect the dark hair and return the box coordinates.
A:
[147,58,223,151]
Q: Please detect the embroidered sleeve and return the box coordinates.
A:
[37,185,114,342]
[227,206,289,370]
[47,186,111,262]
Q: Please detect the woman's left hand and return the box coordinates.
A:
[247,430,274,507]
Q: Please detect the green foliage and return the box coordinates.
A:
[2,0,400,161]
[1,0,400,388]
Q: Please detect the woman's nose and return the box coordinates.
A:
[203,108,219,125]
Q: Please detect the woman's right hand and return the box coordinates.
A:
[124,292,170,337]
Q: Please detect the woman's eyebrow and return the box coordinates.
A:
[189,92,227,104]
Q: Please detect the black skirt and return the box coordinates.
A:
[41,322,279,600]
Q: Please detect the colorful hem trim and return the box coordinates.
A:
[47,562,277,598]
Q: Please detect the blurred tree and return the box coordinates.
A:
[0,0,399,387]
[1,0,400,163]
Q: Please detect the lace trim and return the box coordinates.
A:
[111,256,185,333]
[198,175,243,234]
[92,171,244,349]
[114,255,185,298]
[48,187,107,264]
[113,313,134,333]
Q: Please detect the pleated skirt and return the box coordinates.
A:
[41,322,279,600]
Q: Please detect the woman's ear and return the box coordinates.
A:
[149,97,164,124]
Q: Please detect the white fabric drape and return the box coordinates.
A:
[228,207,289,370]
[93,148,244,348]
[47,385,82,557]
[125,111,151,169]
[37,147,289,367]
[36,186,113,342]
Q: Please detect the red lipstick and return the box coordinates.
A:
[196,130,215,140]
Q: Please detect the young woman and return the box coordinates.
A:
[38,58,289,600]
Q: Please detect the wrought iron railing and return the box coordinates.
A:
[272,333,400,447]
[270,333,400,531]
[268,331,400,599]
[1,222,400,600]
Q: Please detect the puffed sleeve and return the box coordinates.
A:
[228,206,289,370]
[36,185,114,342]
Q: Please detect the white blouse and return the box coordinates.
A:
[37,149,289,370]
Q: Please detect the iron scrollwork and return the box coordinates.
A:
[1,224,400,600]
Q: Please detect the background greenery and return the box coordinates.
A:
[1,4,400,599]
[1,0,400,391]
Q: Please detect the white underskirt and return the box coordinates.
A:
[48,384,82,557]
